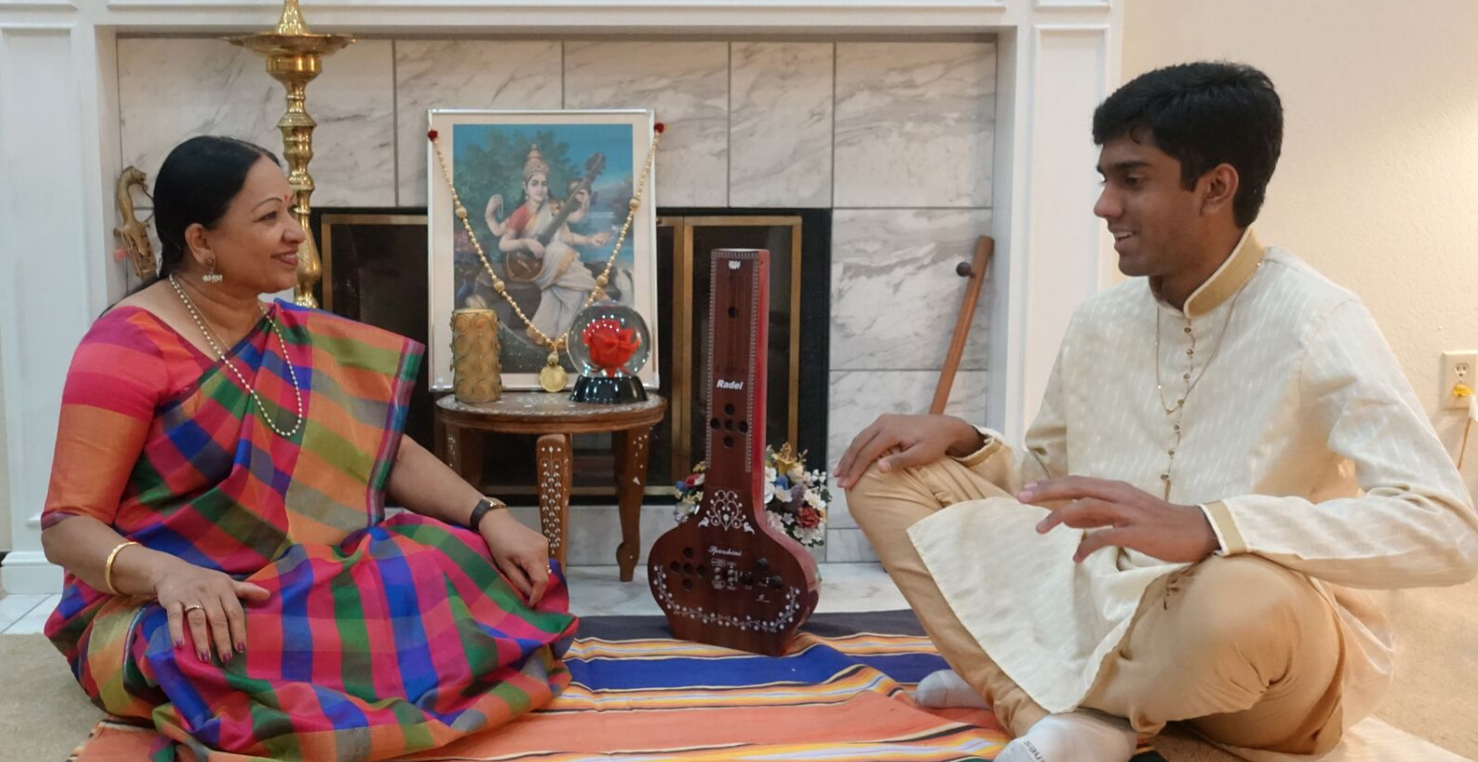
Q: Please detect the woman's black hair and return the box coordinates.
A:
[151,135,281,280]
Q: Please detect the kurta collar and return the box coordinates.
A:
[1156,228,1266,318]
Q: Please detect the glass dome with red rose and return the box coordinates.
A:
[568,300,652,379]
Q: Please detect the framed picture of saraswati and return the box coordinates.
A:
[427,109,660,391]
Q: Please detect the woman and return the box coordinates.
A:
[497,145,610,341]
[41,136,577,762]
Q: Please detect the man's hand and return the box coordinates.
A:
[1023,477,1219,564]
[834,414,983,490]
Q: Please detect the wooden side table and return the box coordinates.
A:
[434,392,667,581]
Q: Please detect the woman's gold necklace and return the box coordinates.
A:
[429,127,662,392]
[168,274,304,438]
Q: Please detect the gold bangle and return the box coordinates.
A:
[103,540,140,596]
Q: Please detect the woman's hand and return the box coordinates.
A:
[151,557,270,664]
[478,511,552,605]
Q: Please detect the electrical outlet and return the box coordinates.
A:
[1441,350,1478,409]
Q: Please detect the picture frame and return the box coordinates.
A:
[427,108,660,391]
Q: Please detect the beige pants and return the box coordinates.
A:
[848,458,1346,755]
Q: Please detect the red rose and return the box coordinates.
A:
[582,319,641,374]
[796,506,821,529]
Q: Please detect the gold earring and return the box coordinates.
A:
[202,260,223,284]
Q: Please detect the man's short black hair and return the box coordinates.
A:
[1093,61,1283,228]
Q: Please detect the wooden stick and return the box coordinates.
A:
[931,236,994,415]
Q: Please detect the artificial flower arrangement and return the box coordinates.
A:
[672,443,830,547]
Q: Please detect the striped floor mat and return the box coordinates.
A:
[71,611,1165,761]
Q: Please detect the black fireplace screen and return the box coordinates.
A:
[313,207,830,505]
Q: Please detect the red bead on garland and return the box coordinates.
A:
[654,122,666,134]
[427,129,438,141]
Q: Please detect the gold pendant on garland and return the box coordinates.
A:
[539,351,568,393]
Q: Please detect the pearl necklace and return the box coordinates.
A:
[168,275,304,438]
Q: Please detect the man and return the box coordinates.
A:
[835,62,1478,762]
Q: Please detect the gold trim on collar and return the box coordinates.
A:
[1182,228,1265,318]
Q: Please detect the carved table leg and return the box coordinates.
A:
[443,423,485,491]
[614,426,653,582]
[536,433,572,565]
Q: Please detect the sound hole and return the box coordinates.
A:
[723,419,734,430]
[683,547,694,559]
[727,306,738,319]
[669,561,680,573]
[683,563,694,575]
[723,435,734,449]
[724,403,735,416]
[710,417,720,430]
[738,420,749,433]
[697,565,708,578]
[683,578,694,591]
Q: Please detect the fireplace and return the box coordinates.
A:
[312,207,830,505]
[2,5,1119,591]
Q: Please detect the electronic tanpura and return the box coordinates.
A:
[647,248,820,656]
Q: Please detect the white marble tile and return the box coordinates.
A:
[729,42,833,208]
[824,528,879,563]
[830,209,993,371]
[563,41,728,208]
[0,594,48,633]
[813,562,908,613]
[394,40,564,207]
[119,37,395,208]
[565,566,662,616]
[826,369,988,475]
[1,594,58,635]
[834,41,996,208]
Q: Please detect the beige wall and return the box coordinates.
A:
[1125,2,1478,755]
[1123,0,1478,496]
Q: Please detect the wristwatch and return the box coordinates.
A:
[466,497,507,532]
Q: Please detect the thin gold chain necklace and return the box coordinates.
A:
[168,274,304,438]
[1152,262,1260,415]
[428,126,662,392]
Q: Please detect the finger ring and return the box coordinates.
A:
[184,604,204,614]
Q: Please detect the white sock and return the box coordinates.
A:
[995,711,1137,762]
[913,669,991,709]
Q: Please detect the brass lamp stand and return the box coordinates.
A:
[226,0,352,307]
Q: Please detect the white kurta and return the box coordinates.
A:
[908,230,1478,729]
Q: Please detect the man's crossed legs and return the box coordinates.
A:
[847,459,1344,761]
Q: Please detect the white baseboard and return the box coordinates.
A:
[0,551,63,595]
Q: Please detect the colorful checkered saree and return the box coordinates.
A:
[42,303,578,762]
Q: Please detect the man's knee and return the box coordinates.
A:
[1171,556,1337,663]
